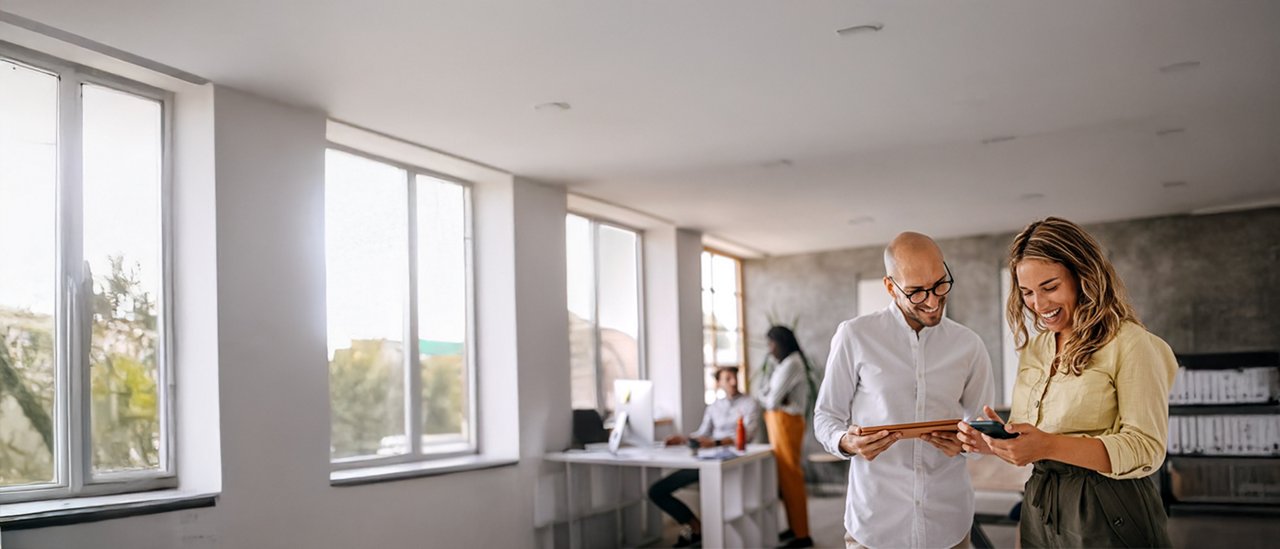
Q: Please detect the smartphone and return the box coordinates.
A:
[967,419,1019,439]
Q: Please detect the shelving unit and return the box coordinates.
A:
[1161,351,1280,516]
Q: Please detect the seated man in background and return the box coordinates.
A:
[648,366,759,547]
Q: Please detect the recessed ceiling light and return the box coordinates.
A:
[761,159,793,169]
[1156,128,1186,136]
[1162,181,1188,189]
[836,23,884,36]
[982,135,1017,145]
[1158,61,1201,74]
[847,215,875,225]
[534,101,571,112]
[1018,192,1045,201]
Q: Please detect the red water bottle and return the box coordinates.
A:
[735,416,746,451]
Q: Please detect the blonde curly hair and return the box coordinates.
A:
[1006,217,1141,375]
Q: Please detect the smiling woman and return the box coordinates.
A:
[958,217,1178,548]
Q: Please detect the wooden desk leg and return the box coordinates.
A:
[700,463,725,548]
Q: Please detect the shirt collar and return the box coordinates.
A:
[887,301,935,336]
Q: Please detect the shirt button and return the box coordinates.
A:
[915,500,921,506]
[1143,466,1152,472]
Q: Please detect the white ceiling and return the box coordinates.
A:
[6,1,1279,256]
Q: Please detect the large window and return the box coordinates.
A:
[702,250,744,404]
[0,45,173,502]
[566,214,644,412]
[325,148,475,466]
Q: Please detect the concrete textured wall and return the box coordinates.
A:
[744,208,1280,392]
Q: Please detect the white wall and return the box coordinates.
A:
[6,86,573,549]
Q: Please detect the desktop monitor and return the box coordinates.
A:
[613,379,654,446]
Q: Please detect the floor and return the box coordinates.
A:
[656,483,1280,548]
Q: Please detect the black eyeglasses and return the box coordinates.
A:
[890,262,955,304]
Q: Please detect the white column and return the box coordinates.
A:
[644,227,705,433]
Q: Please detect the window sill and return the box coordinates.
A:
[0,490,218,531]
[330,455,518,487]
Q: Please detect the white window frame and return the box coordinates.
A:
[325,143,479,470]
[0,41,177,504]
[566,213,646,413]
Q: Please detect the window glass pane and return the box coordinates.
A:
[715,330,740,366]
[415,175,469,448]
[703,327,716,368]
[596,225,640,411]
[82,84,164,474]
[713,289,739,332]
[712,254,738,294]
[704,366,718,405]
[325,150,409,460]
[700,251,712,291]
[0,59,58,488]
[566,215,597,410]
[701,289,715,329]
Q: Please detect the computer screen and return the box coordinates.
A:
[613,379,654,446]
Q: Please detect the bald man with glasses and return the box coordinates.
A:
[814,232,994,549]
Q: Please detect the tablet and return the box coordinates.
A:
[859,418,962,439]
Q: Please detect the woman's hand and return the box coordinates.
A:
[986,422,1056,467]
[956,405,1002,455]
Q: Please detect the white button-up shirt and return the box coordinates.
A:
[691,393,760,441]
[814,304,994,549]
[757,352,809,417]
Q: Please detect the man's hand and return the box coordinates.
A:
[664,434,688,447]
[838,425,901,461]
[920,431,964,458]
[694,436,716,448]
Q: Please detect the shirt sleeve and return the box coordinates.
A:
[814,322,858,459]
[1096,330,1178,480]
[689,405,715,439]
[959,334,996,460]
[760,354,803,410]
[959,334,996,422]
[741,398,762,442]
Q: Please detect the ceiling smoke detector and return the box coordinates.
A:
[1158,61,1201,74]
[982,135,1017,145]
[534,101,571,112]
[1156,128,1186,136]
[836,23,884,36]
[1018,192,1045,201]
[847,215,875,225]
[761,159,794,169]
[1162,181,1188,189]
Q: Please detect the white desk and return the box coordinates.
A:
[542,444,779,549]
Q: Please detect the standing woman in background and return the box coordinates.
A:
[759,326,813,548]
[957,217,1177,548]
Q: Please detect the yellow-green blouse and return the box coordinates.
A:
[1009,322,1177,479]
